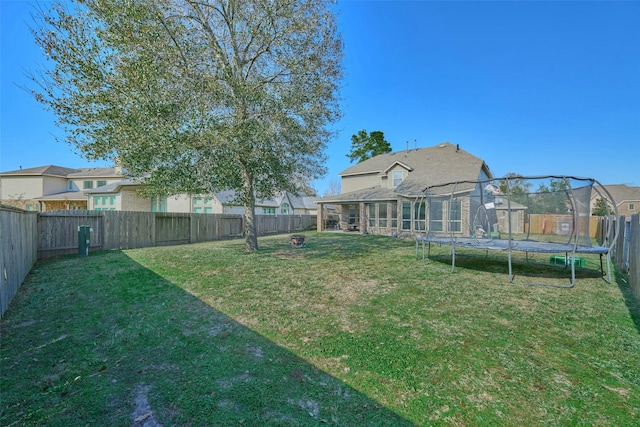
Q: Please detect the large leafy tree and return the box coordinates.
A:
[29,0,343,251]
[346,129,391,163]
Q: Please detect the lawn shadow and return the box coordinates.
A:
[0,250,415,427]
[614,270,640,334]
[424,249,605,284]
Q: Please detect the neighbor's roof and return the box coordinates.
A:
[67,167,125,178]
[0,165,125,179]
[83,179,140,194]
[287,193,317,210]
[0,165,80,177]
[35,191,88,201]
[599,184,640,205]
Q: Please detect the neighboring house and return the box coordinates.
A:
[0,165,124,211]
[86,182,316,216]
[316,142,493,236]
[591,184,640,217]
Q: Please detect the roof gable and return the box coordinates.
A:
[338,142,490,197]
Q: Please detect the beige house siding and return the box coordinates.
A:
[121,190,151,212]
[167,195,193,213]
[42,177,69,197]
[617,200,639,217]
[341,174,380,193]
[68,177,122,192]
[1,176,46,200]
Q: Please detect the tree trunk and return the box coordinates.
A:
[242,167,259,251]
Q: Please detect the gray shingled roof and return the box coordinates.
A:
[600,184,640,205]
[320,186,399,203]
[67,167,124,178]
[35,191,88,201]
[0,165,80,177]
[83,179,139,194]
[331,142,489,200]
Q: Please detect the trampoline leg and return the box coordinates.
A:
[603,253,612,284]
[451,246,456,273]
[508,249,514,283]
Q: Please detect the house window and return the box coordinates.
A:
[379,203,388,227]
[281,203,290,214]
[262,207,275,215]
[110,196,116,205]
[68,182,73,190]
[401,202,411,230]
[83,180,94,189]
[193,197,215,213]
[97,180,107,187]
[367,203,376,227]
[414,200,426,231]
[393,170,403,187]
[94,196,100,206]
[430,200,444,232]
[449,200,462,232]
[630,203,636,211]
[349,204,358,225]
[151,195,167,212]
[391,202,398,228]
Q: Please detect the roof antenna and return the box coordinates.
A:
[405,141,408,153]
[456,144,460,152]
[414,139,417,150]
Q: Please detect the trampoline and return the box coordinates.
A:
[415,175,618,288]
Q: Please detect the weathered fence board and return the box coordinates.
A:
[155,213,190,246]
[35,211,315,259]
[102,210,155,250]
[629,214,640,299]
[1,207,38,317]
[37,211,103,258]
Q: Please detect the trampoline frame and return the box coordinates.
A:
[415,175,618,288]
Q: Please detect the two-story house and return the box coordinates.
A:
[0,165,124,211]
[591,184,640,218]
[86,182,316,216]
[316,142,493,236]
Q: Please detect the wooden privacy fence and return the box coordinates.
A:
[526,214,599,238]
[1,206,38,317]
[598,214,640,299]
[36,210,315,258]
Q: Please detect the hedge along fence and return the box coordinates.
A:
[36,210,315,258]
[1,206,38,317]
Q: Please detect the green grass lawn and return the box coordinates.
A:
[1,232,639,426]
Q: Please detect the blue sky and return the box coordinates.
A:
[2,0,639,195]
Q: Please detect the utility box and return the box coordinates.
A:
[78,225,92,257]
